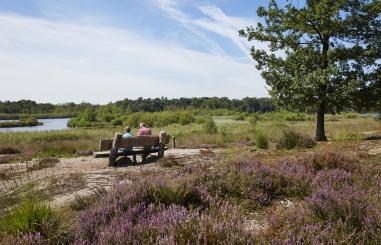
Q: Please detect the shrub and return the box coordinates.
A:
[344,112,359,119]
[203,118,217,134]
[197,160,311,210]
[255,131,269,149]
[0,147,21,154]
[309,152,357,172]
[276,130,316,149]
[159,156,181,168]
[0,201,62,242]
[267,169,381,244]
[111,118,123,126]
[124,111,196,128]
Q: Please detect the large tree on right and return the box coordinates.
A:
[240,0,380,141]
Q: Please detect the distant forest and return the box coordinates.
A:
[0,97,276,115]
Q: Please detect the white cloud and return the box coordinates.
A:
[0,13,267,104]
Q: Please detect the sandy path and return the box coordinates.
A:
[0,149,219,208]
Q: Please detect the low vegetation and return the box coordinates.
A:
[0,117,42,128]
[0,110,380,244]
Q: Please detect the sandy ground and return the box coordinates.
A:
[0,149,221,208]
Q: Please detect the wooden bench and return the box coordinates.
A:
[93,131,170,166]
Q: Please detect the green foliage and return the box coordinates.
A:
[0,117,42,128]
[203,117,217,134]
[31,133,80,142]
[276,130,316,150]
[332,130,365,141]
[124,111,196,128]
[0,200,61,240]
[256,130,269,149]
[41,145,77,157]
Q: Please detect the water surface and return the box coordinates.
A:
[0,118,70,132]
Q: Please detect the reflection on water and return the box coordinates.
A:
[0,118,71,132]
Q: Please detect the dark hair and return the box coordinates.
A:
[124,126,131,132]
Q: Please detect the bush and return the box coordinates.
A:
[111,119,123,126]
[0,147,21,154]
[159,156,181,168]
[124,111,196,128]
[0,201,62,242]
[256,131,269,149]
[197,160,311,210]
[203,118,217,134]
[276,130,316,149]
[309,152,357,172]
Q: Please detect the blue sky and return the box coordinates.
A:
[0,0,274,103]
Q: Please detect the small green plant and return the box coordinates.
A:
[256,131,269,149]
[0,200,61,240]
[144,184,204,208]
[203,118,217,134]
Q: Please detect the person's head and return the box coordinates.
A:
[139,122,147,129]
[124,126,131,133]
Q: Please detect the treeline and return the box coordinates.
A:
[113,97,276,113]
[0,97,276,115]
[0,100,92,115]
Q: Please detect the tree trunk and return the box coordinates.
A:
[315,101,327,141]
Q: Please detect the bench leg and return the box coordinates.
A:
[109,148,118,167]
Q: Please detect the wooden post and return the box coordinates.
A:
[172,136,176,149]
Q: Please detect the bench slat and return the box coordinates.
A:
[93,147,168,158]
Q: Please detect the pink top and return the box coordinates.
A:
[137,127,152,136]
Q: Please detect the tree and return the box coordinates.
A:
[240,0,380,140]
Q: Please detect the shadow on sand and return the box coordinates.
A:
[113,155,160,167]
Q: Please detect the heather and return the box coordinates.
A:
[75,180,255,244]
[264,162,381,244]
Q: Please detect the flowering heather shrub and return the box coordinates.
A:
[268,169,381,244]
[76,180,255,245]
[2,232,43,245]
[276,130,316,149]
[197,159,312,210]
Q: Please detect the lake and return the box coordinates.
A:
[0,118,71,132]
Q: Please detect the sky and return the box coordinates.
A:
[0,0,276,104]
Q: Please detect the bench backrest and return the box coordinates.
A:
[99,132,170,151]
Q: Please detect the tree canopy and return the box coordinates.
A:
[240,0,380,140]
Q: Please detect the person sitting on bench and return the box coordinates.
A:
[122,126,133,139]
[121,126,136,163]
[137,122,152,136]
[137,122,152,161]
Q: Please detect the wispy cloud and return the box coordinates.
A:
[0,13,267,103]
[152,0,258,60]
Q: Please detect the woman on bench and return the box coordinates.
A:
[137,122,152,162]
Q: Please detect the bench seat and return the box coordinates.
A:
[93,147,168,158]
